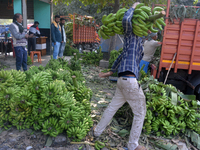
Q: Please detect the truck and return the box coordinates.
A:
[151,0,200,99]
[72,14,100,52]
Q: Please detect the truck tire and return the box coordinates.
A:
[194,84,200,100]
[78,44,83,53]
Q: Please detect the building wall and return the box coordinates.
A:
[34,0,51,55]
[27,0,34,19]
[13,0,22,14]
[0,0,14,19]
[34,0,51,29]
[1,0,34,19]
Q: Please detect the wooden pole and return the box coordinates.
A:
[22,0,27,29]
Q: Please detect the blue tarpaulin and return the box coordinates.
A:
[0,25,9,35]
[100,34,124,52]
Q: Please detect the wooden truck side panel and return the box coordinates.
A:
[73,14,96,45]
[158,18,200,78]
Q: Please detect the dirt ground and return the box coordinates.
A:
[0,53,71,71]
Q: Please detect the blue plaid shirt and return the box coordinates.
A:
[111,8,144,79]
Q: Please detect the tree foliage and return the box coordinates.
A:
[53,0,168,9]
[53,0,113,25]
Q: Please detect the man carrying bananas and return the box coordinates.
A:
[139,32,161,73]
[94,2,147,150]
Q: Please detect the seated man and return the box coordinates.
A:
[139,32,161,73]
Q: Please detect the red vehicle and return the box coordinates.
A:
[151,0,200,99]
[72,14,100,52]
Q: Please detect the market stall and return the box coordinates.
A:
[0,0,53,56]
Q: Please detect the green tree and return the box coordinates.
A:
[53,0,113,25]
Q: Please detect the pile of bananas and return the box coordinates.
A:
[0,57,93,141]
[140,76,200,136]
[115,75,200,137]
[98,3,166,39]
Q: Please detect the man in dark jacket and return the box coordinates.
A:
[28,21,40,55]
[51,15,62,59]
[58,18,66,58]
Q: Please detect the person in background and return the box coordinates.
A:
[93,2,147,150]
[28,21,40,55]
[51,15,62,59]
[9,13,33,71]
[139,32,161,73]
[58,18,66,59]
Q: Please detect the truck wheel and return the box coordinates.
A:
[92,49,97,53]
[78,45,83,53]
[195,84,200,100]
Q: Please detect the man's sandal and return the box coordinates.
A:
[134,145,147,150]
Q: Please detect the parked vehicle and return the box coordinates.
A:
[151,0,200,99]
[72,14,100,53]
[0,25,13,57]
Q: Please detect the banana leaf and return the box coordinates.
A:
[150,139,178,150]
[186,129,200,149]
[171,92,177,106]
[177,93,196,101]
[45,136,53,147]
[118,129,129,137]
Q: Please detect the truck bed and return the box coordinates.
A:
[73,14,96,44]
[158,18,200,77]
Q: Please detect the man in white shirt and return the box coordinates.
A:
[139,32,161,73]
[58,18,66,58]
[28,21,40,55]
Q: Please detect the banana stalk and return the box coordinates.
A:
[146,11,166,22]
[72,76,78,88]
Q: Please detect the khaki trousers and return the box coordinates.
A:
[94,77,146,150]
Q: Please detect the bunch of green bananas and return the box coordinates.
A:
[132,5,166,37]
[0,70,14,87]
[67,85,92,102]
[98,3,166,39]
[94,140,106,150]
[40,82,60,103]
[12,119,31,130]
[50,97,70,116]
[46,69,64,80]
[10,69,26,87]
[0,117,12,130]
[32,104,51,119]
[42,117,63,137]
[59,109,80,129]
[98,8,127,39]
[116,75,200,137]
[140,76,200,136]
[66,116,93,141]
[25,66,41,81]
[28,71,52,94]
[67,75,92,102]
